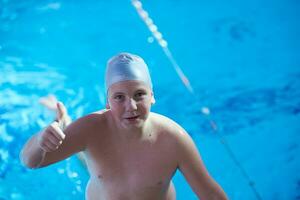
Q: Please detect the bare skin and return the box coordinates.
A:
[20,81,228,200]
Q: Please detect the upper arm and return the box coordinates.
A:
[176,129,227,199]
[39,115,95,167]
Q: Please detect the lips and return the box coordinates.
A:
[125,115,139,120]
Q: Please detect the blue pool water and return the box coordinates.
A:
[0,0,299,199]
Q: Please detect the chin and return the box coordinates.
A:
[123,121,144,129]
[122,118,145,129]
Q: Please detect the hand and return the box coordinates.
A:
[37,121,65,152]
[37,102,67,152]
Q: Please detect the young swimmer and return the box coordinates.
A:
[20,53,228,200]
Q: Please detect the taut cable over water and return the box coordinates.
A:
[131,1,262,199]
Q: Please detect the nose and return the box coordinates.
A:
[125,98,137,112]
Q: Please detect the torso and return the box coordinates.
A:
[83,111,178,200]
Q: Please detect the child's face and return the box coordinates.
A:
[107,80,154,129]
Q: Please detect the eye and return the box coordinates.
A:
[135,91,146,98]
[114,95,124,101]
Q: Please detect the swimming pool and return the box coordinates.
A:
[0,0,299,199]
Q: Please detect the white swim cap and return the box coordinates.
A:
[105,52,153,91]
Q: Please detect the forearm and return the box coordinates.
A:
[20,133,46,169]
[205,190,228,200]
[199,181,228,200]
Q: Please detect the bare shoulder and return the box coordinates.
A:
[64,109,109,138]
[71,109,107,126]
[150,112,196,165]
[150,112,189,141]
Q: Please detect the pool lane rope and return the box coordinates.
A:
[131,1,263,200]
[131,0,194,94]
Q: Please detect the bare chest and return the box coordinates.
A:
[86,134,177,191]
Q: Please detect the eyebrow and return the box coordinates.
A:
[112,92,124,96]
[111,88,147,96]
[135,89,147,92]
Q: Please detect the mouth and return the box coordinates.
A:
[124,115,140,121]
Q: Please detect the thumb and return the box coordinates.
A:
[56,101,67,121]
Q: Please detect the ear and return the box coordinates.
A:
[105,98,110,109]
[151,93,156,105]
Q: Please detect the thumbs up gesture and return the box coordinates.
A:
[37,102,69,152]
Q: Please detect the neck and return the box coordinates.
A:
[121,126,146,140]
[123,118,151,140]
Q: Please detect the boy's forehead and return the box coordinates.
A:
[108,80,151,94]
